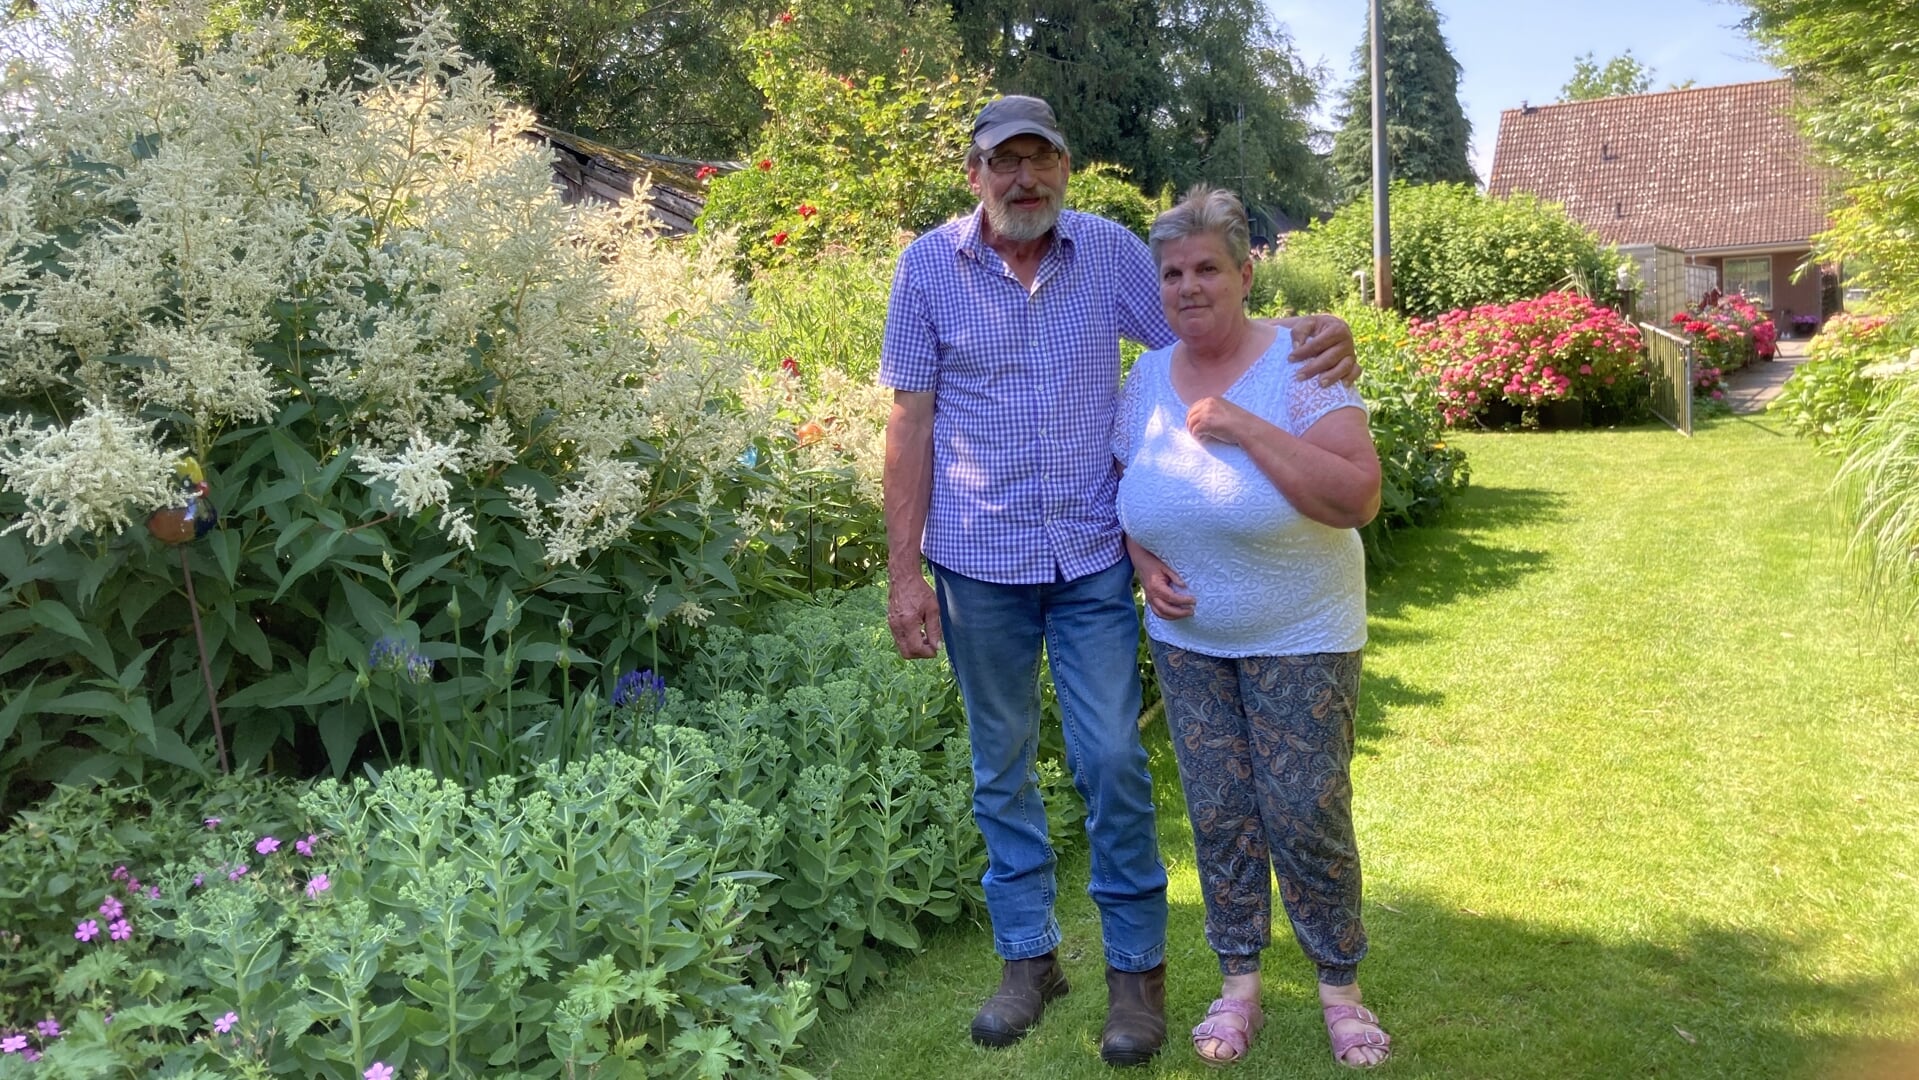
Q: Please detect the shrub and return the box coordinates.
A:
[1285,183,1622,318]
[1326,300,1471,548]
[695,17,987,270]
[1410,292,1647,426]
[1252,249,1355,316]
[1772,313,1906,446]
[1063,163,1158,240]
[733,253,894,595]
[0,6,844,798]
[1669,293,1778,396]
[0,587,1085,1076]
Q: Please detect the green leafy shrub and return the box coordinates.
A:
[695,16,988,270]
[732,252,895,595]
[1285,183,1621,318]
[1772,313,1907,446]
[0,6,862,800]
[0,587,1082,1076]
[1251,249,1356,316]
[1063,163,1158,240]
[1329,300,1471,550]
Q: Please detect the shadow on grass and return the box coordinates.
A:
[1368,485,1563,623]
[1256,891,1918,1080]
[797,884,1910,1080]
[1352,670,1436,756]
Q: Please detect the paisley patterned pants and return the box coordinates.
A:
[1149,641,1367,985]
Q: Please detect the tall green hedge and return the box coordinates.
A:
[1284,183,1622,318]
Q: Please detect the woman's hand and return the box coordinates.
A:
[1187,396,1256,446]
[1127,537,1196,620]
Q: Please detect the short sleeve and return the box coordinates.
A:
[1284,374,1368,437]
[1112,352,1161,466]
[1112,227,1177,350]
[878,255,938,392]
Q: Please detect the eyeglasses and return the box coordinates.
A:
[985,149,1062,174]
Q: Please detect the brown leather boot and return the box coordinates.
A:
[969,952,1069,1048]
[1099,962,1167,1066]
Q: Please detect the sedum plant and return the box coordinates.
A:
[0,3,836,793]
[0,587,1070,1076]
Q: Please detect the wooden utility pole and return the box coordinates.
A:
[1369,0,1393,309]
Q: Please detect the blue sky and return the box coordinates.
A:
[1265,0,1780,182]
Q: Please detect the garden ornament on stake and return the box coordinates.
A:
[146,458,229,774]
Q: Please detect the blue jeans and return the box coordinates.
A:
[930,555,1168,972]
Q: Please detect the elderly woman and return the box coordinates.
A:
[1110,186,1390,1069]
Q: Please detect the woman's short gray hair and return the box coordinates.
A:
[1149,185,1252,267]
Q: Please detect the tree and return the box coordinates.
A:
[1327,0,1475,203]
[949,0,1326,218]
[1559,50,1654,101]
[258,0,965,158]
[1742,0,1919,308]
[1157,0,1326,218]
[949,0,1174,190]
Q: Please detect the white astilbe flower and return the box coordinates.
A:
[0,402,184,545]
[2,0,786,568]
[353,432,473,547]
[132,325,280,433]
[507,455,654,567]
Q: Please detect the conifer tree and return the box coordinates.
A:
[1327,0,1475,203]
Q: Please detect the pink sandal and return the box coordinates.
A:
[1191,997,1264,1066]
[1323,1003,1392,1068]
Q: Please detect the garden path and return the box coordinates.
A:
[1723,338,1808,414]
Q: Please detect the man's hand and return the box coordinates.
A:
[887,571,943,659]
[1283,313,1360,386]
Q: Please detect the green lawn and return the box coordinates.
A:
[795,413,1919,1079]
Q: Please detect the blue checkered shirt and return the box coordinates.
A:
[881,207,1175,585]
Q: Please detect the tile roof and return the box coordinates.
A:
[1486,79,1834,253]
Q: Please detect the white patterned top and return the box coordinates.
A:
[1112,332,1368,657]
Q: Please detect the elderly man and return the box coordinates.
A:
[880,95,1357,1066]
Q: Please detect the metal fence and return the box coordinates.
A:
[1640,322,1693,436]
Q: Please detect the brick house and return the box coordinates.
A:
[1487,79,1837,334]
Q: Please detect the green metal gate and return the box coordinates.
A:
[1640,322,1693,436]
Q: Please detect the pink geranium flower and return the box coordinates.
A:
[74,920,99,942]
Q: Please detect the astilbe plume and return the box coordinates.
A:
[0,1,770,565]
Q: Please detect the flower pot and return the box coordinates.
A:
[1543,399,1585,430]
[1478,400,1522,429]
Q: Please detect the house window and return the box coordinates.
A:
[1723,256,1773,307]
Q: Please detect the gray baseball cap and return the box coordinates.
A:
[972,96,1069,154]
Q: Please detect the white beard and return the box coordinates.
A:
[985,185,1063,242]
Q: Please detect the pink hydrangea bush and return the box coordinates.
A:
[1670,292,1778,394]
[1410,292,1646,426]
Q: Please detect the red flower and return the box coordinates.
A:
[772,231,788,246]
[695,164,717,182]
[781,357,801,378]
[757,158,773,171]
[777,10,793,24]
[798,203,817,218]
